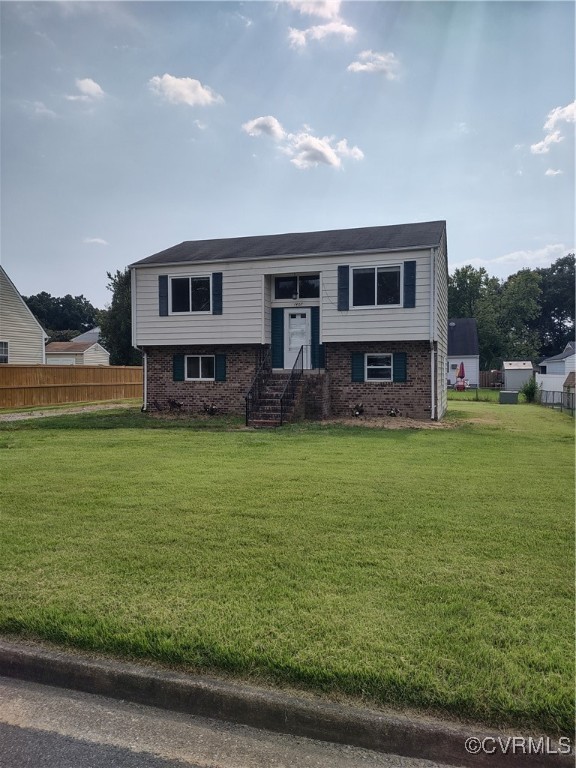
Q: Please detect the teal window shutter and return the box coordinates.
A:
[212,272,223,315]
[159,275,169,316]
[311,307,320,368]
[351,352,364,382]
[338,266,349,311]
[403,261,416,308]
[393,352,407,382]
[215,354,226,381]
[271,308,284,368]
[173,354,185,381]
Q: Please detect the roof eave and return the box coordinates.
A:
[129,242,443,270]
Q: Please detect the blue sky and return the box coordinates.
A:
[1,0,574,309]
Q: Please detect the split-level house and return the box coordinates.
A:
[130,220,448,424]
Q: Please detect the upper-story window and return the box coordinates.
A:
[170,276,211,313]
[351,265,401,308]
[275,274,320,300]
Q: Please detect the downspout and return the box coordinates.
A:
[429,248,436,420]
[140,349,148,412]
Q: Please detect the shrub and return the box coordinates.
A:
[520,377,539,403]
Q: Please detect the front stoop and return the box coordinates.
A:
[248,373,297,428]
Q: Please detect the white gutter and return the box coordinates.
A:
[140,349,148,412]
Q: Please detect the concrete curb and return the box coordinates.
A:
[0,639,571,768]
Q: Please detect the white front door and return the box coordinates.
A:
[284,309,311,369]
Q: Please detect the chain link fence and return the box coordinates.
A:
[537,389,575,417]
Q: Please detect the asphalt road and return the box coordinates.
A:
[0,676,456,768]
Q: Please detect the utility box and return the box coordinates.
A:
[499,390,519,405]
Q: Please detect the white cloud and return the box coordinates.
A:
[149,74,223,107]
[24,101,57,118]
[545,168,563,177]
[288,19,356,48]
[243,115,363,170]
[452,244,570,278]
[287,1,342,20]
[347,50,400,79]
[83,237,109,246]
[530,100,575,154]
[242,115,286,141]
[66,77,105,102]
[194,120,207,131]
[543,101,576,133]
[530,130,563,155]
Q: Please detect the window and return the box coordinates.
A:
[275,274,319,300]
[351,265,401,307]
[185,355,215,380]
[170,276,211,313]
[365,354,392,381]
[0,341,7,364]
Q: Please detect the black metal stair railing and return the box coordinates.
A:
[279,345,305,426]
[244,348,272,426]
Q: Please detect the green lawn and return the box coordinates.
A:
[447,387,501,402]
[0,402,573,734]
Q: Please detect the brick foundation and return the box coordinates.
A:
[144,345,263,416]
[325,341,433,420]
[144,340,434,421]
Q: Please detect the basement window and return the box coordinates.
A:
[185,355,215,380]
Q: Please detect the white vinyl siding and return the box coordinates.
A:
[83,343,110,365]
[0,267,46,364]
[434,234,449,418]
[133,248,433,347]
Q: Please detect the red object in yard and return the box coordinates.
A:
[457,361,465,379]
[455,381,466,391]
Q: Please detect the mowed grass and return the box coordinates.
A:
[0,403,573,734]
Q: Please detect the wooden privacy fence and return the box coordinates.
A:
[0,365,143,409]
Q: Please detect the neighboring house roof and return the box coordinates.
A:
[539,341,575,364]
[45,341,99,354]
[564,372,575,388]
[0,265,48,340]
[503,361,534,370]
[131,220,447,267]
[447,318,479,357]
[73,327,101,343]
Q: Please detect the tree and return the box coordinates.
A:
[498,269,542,361]
[531,254,575,358]
[23,292,98,339]
[448,265,491,318]
[99,269,142,366]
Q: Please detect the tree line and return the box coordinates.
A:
[449,254,574,370]
[23,269,140,366]
[24,255,575,370]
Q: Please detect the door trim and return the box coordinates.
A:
[283,308,311,369]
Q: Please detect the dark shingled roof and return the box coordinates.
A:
[539,341,575,364]
[131,220,446,267]
[447,318,479,357]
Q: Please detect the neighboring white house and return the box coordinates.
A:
[0,265,47,364]
[502,361,534,391]
[446,318,480,388]
[535,341,576,401]
[45,341,110,366]
[130,220,449,423]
